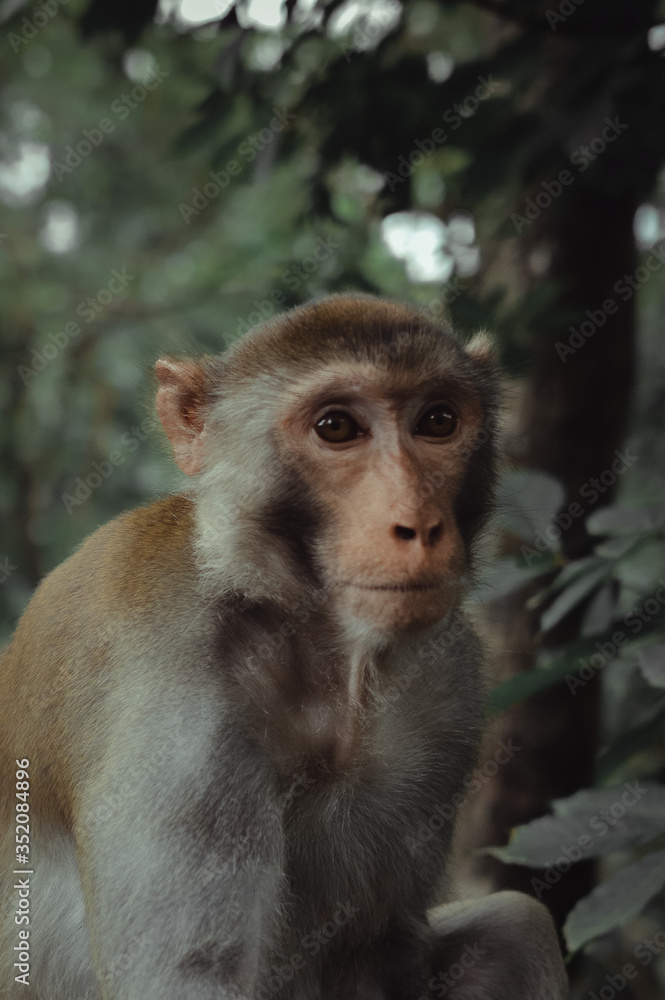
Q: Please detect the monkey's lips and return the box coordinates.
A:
[342,581,442,592]
[335,578,451,631]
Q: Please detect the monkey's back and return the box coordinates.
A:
[0,495,200,828]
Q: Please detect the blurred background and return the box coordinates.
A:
[1,0,665,995]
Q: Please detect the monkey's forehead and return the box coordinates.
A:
[272,360,484,413]
[219,295,467,378]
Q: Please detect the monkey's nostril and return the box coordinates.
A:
[428,523,443,546]
[394,525,417,541]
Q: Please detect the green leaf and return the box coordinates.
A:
[581,582,616,637]
[486,784,665,867]
[596,699,665,783]
[469,555,550,604]
[495,469,565,543]
[593,536,638,560]
[639,645,665,688]
[527,555,604,610]
[613,542,665,593]
[540,563,609,633]
[487,628,655,715]
[587,506,664,536]
[487,643,585,713]
[564,849,665,952]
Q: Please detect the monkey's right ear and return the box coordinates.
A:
[155,358,209,476]
[465,331,498,367]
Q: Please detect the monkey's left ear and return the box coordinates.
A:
[155,358,209,476]
[465,331,498,367]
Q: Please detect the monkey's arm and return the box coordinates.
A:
[0,498,282,1000]
[427,891,568,1000]
[74,700,283,1000]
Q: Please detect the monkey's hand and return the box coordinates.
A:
[427,891,568,1000]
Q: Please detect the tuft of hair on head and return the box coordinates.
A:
[464,331,498,367]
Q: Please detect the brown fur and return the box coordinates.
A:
[0,296,566,1000]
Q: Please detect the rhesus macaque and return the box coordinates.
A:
[0,295,567,1000]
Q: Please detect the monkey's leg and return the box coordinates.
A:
[426,891,568,1000]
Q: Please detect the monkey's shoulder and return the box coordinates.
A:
[31,493,195,609]
[99,492,199,603]
[1,494,200,680]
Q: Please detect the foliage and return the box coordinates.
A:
[1,0,665,991]
[483,475,665,954]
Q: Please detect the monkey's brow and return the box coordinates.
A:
[293,372,470,408]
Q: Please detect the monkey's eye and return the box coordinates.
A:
[315,411,362,444]
[414,405,457,439]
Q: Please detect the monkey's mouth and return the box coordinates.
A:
[340,581,442,593]
[331,577,455,631]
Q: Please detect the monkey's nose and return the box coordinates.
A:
[393,521,443,547]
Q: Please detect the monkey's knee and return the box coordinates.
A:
[427,891,568,1000]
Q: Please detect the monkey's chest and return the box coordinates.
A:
[280,748,454,945]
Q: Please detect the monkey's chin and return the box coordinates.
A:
[339,585,452,635]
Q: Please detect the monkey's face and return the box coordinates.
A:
[275,360,490,634]
[155,296,498,635]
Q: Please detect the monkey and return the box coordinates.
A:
[0,294,568,1000]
